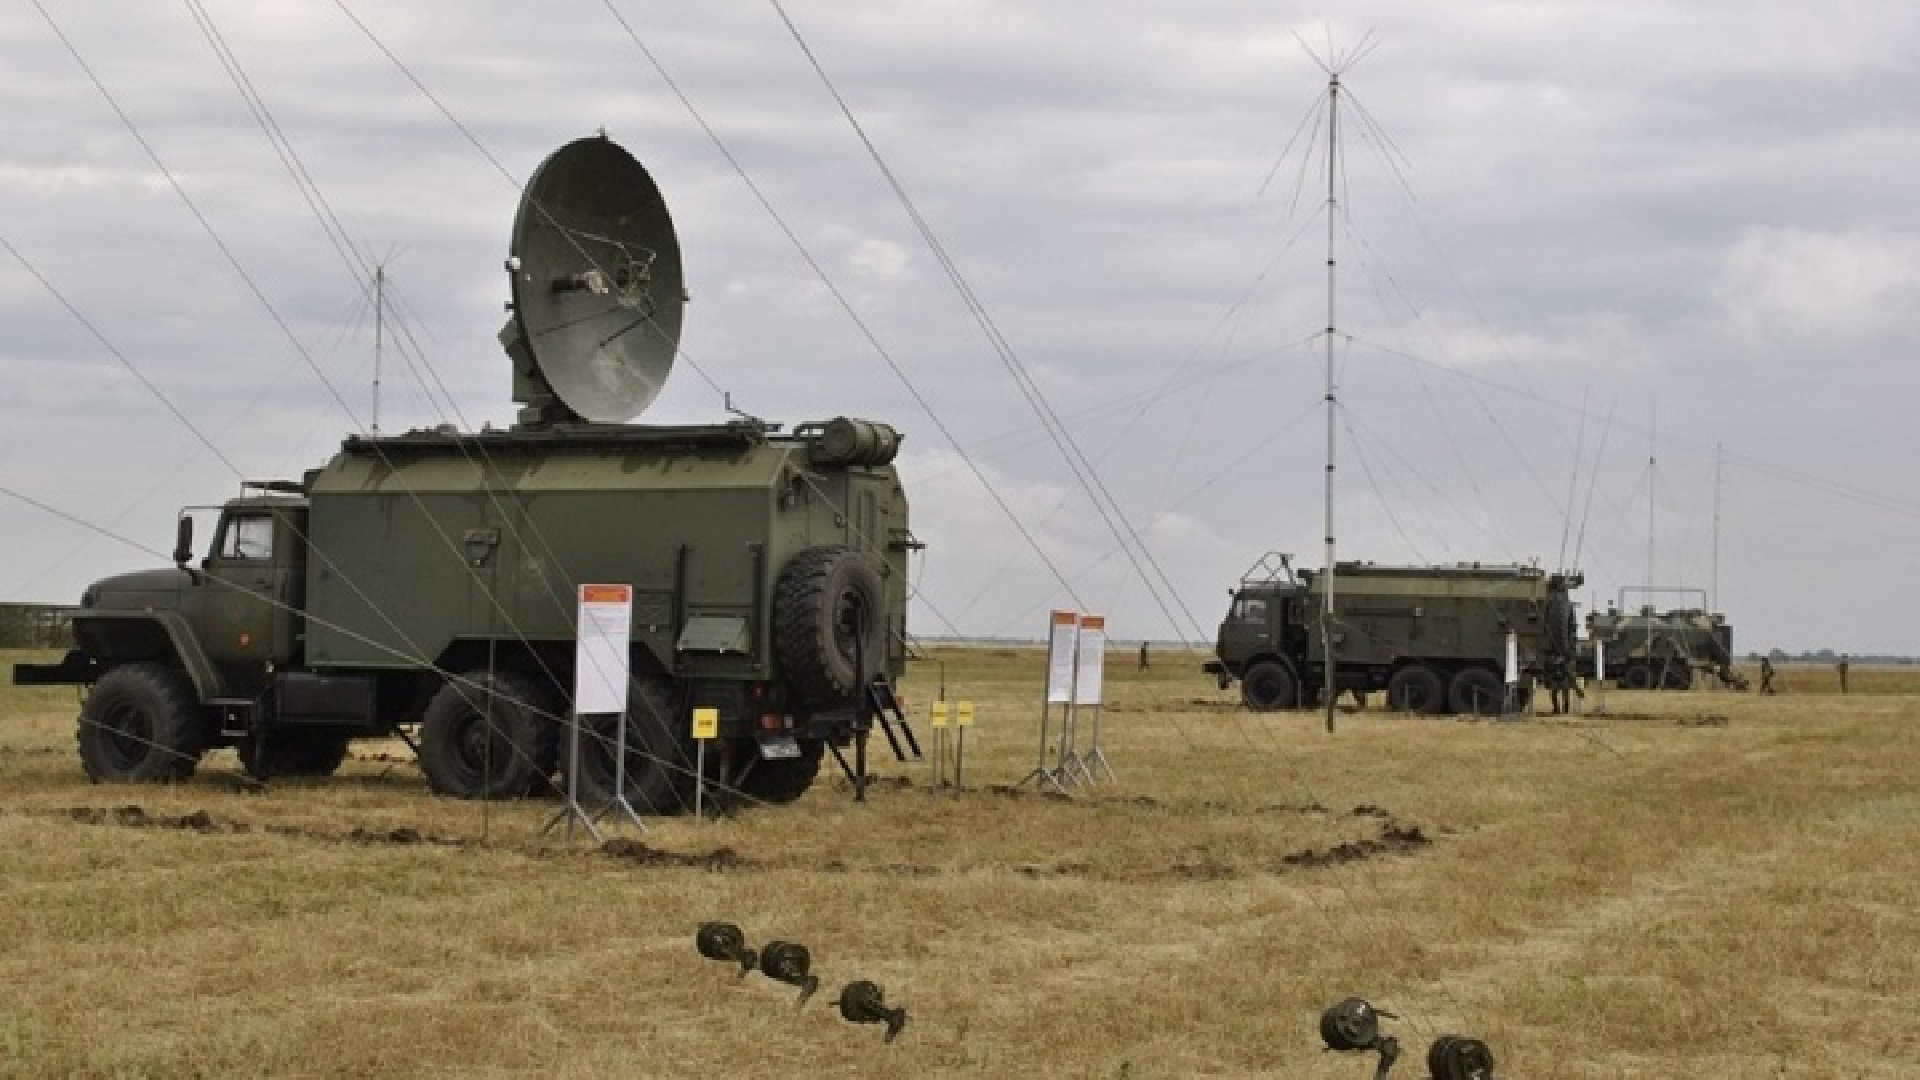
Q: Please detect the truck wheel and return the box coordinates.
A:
[418,671,557,799]
[1386,664,1445,715]
[1240,661,1297,711]
[736,741,825,804]
[1620,664,1652,690]
[774,546,889,705]
[1447,667,1505,716]
[1660,662,1693,690]
[77,662,209,782]
[573,676,693,815]
[240,729,352,778]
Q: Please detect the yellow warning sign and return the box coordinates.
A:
[931,701,950,728]
[691,706,719,740]
[956,701,975,727]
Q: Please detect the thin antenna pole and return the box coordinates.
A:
[372,263,386,436]
[1322,72,1340,736]
[1646,404,1656,590]
[1710,440,1723,611]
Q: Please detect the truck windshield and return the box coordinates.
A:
[220,515,275,561]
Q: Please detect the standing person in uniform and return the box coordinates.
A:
[1138,640,1149,671]
[1758,656,1776,695]
[1837,654,1850,694]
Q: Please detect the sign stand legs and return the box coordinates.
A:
[590,707,647,830]
[1016,702,1067,794]
[1083,704,1115,781]
[543,710,604,842]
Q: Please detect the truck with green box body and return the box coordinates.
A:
[1205,554,1580,714]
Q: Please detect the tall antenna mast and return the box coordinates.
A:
[372,262,386,437]
[1710,440,1723,611]
[1646,405,1657,593]
[1321,70,1341,736]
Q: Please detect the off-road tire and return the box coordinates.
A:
[1448,667,1506,716]
[1620,663,1653,690]
[1386,663,1446,715]
[736,740,826,804]
[773,546,888,705]
[572,676,693,815]
[240,728,352,778]
[1659,661,1693,691]
[1240,660,1297,711]
[77,662,210,782]
[418,670,557,799]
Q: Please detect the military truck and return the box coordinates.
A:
[1204,553,1581,715]
[13,135,917,812]
[1580,602,1741,691]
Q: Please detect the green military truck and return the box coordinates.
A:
[13,135,917,812]
[1580,601,1741,691]
[1204,553,1581,715]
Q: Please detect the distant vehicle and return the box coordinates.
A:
[1579,599,1743,691]
[12,135,918,811]
[1204,553,1582,715]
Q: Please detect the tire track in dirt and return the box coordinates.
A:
[12,799,1436,882]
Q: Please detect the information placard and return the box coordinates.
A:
[931,701,950,728]
[691,706,719,740]
[574,584,633,714]
[956,701,975,727]
[1073,614,1107,705]
[1045,610,1079,704]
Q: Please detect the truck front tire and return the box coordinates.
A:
[418,671,557,799]
[77,662,209,783]
[1241,661,1297,711]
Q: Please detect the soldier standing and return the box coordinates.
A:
[1138,640,1149,671]
[1758,656,1776,695]
[1837,655,1850,694]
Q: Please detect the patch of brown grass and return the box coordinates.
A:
[1,647,1917,1076]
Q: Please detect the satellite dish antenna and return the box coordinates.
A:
[502,134,685,425]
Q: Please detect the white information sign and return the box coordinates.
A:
[575,583,633,714]
[1594,637,1605,684]
[1073,614,1108,705]
[1045,610,1079,704]
[1504,630,1519,685]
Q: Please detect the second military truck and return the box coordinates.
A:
[1205,554,1580,714]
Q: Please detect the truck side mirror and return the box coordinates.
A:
[173,516,194,566]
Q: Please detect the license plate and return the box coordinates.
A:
[757,736,802,761]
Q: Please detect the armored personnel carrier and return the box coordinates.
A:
[1205,553,1580,715]
[14,135,917,811]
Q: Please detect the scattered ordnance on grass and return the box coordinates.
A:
[758,941,820,1004]
[837,979,908,1042]
[695,921,759,976]
[1319,996,1496,1079]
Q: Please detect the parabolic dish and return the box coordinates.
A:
[508,135,685,423]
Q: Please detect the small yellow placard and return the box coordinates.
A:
[956,701,975,727]
[930,701,950,728]
[691,706,719,740]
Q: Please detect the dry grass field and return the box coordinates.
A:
[2,647,1917,1078]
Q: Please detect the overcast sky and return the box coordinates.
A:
[3,1,1917,654]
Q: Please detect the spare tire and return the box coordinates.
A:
[774,546,889,704]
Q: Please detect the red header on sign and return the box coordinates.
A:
[1051,610,1078,627]
[1080,614,1106,631]
[580,584,633,604]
